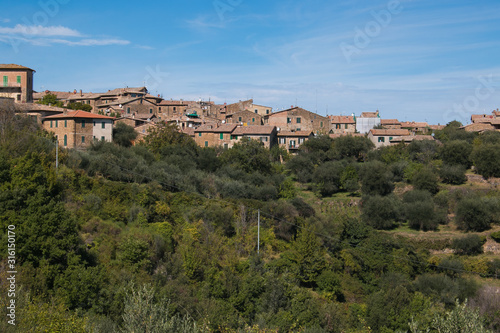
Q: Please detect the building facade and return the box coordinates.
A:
[265,107,329,134]
[0,64,35,103]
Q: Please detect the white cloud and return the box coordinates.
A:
[0,24,81,37]
[50,38,130,46]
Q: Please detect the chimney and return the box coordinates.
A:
[80,89,82,97]
[73,89,77,94]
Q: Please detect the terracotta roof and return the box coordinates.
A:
[380,119,400,125]
[159,100,188,106]
[100,87,147,96]
[493,110,500,116]
[390,135,434,142]
[195,123,237,133]
[329,115,355,124]
[277,130,314,137]
[428,124,445,130]
[232,125,275,135]
[471,114,496,123]
[67,93,101,100]
[0,64,35,71]
[181,127,195,137]
[400,121,429,128]
[360,111,379,118]
[43,110,115,120]
[370,129,410,136]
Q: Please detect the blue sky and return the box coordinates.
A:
[1,0,499,124]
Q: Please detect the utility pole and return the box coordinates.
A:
[257,209,260,255]
[55,139,59,173]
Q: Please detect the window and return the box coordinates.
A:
[102,122,105,129]
[16,76,21,84]
[389,137,393,141]
[290,140,296,148]
[3,76,7,87]
[298,138,304,144]
[81,136,85,143]
[378,137,385,143]
[223,143,228,150]
[296,117,301,124]
[149,108,153,114]
[55,120,58,128]
[16,95,20,101]
[231,135,238,140]
[127,107,131,114]
[255,109,258,113]
[296,128,301,131]
[320,121,323,127]
[238,117,242,122]
[336,124,340,129]
[345,124,348,129]
[131,94,136,97]
[252,118,255,122]
[279,137,286,144]
[81,119,85,128]
[173,107,176,112]
[205,141,208,147]
[266,109,270,114]
[220,133,224,140]
[50,120,53,128]
[101,136,105,141]
[198,133,202,137]
[287,117,291,124]
[64,135,67,146]
[93,121,96,126]
[65,120,67,127]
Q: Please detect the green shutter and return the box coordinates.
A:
[220,133,224,140]
[64,135,67,146]
[82,119,85,128]
[17,76,21,84]
[81,136,85,143]
[3,76,7,87]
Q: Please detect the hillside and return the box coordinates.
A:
[0,117,499,333]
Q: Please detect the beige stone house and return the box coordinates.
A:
[225,110,263,125]
[277,130,314,152]
[368,129,410,148]
[265,107,328,134]
[0,64,35,103]
[194,123,237,149]
[329,115,356,134]
[231,125,277,149]
[42,110,114,149]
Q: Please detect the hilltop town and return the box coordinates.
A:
[3,63,498,151]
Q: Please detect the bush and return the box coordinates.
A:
[361,195,400,230]
[452,234,484,255]
[439,140,472,168]
[312,160,345,196]
[360,161,394,196]
[439,164,467,185]
[490,231,500,243]
[455,197,492,232]
[412,168,439,194]
[471,143,500,178]
[403,190,440,231]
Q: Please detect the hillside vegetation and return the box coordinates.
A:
[0,117,499,333]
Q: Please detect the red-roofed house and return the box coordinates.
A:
[400,121,430,133]
[329,115,356,134]
[368,129,410,148]
[42,110,114,149]
[194,123,237,149]
[231,125,277,149]
[277,130,314,152]
[380,119,401,129]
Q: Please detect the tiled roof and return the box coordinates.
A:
[0,64,35,71]
[159,100,188,106]
[277,130,314,137]
[380,119,400,125]
[232,125,275,135]
[181,127,196,136]
[360,111,379,118]
[15,103,67,112]
[400,121,429,128]
[428,125,445,130]
[329,115,355,124]
[100,87,147,96]
[370,129,410,136]
[43,110,115,120]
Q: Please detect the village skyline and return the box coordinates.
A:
[1,0,499,125]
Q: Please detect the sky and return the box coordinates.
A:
[1,0,499,125]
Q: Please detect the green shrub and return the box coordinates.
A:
[440,164,467,185]
[412,168,439,194]
[490,231,500,243]
[361,195,400,230]
[452,234,484,255]
[455,197,492,232]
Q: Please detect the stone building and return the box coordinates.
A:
[380,119,401,129]
[368,129,410,148]
[264,107,329,134]
[277,130,314,152]
[0,64,35,103]
[225,110,263,125]
[42,110,114,149]
[194,123,237,149]
[329,115,356,134]
[231,125,277,149]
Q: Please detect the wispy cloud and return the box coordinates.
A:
[0,24,82,37]
[135,44,155,50]
[0,18,10,23]
[0,24,130,48]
